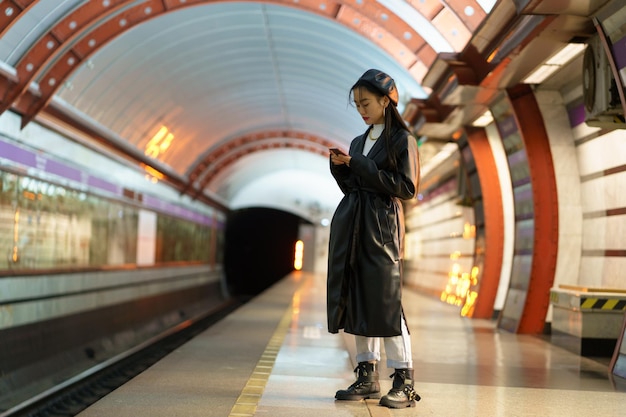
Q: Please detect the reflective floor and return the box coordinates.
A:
[78,271,626,417]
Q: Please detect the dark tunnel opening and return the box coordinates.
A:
[223,207,309,297]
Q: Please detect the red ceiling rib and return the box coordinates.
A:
[18,0,166,127]
[0,0,130,115]
[0,0,38,38]
[0,0,448,128]
[0,0,39,98]
[443,0,487,32]
[0,0,481,193]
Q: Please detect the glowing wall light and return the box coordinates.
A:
[141,163,165,184]
[460,266,481,317]
[441,261,481,317]
[463,222,476,239]
[294,240,304,270]
[145,126,174,159]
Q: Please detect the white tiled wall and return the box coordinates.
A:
[572,113,626,289]
[404,167,476,298]
[535,91,584,296]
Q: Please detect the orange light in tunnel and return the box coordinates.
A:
[294,240,304,271]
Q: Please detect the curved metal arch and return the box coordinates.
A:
[442,0,487,32]
[192,141,332,199]
[0,0,130,114]
[187,129,343,183]
[3,0,446,127]
[187,129,342,197]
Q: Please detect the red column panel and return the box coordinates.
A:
[507,84,559,334]
[466,126,504,319]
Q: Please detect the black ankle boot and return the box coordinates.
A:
[379,368,420,408]
[335,361,381,400]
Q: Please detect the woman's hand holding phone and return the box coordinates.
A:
[329,148,350,166]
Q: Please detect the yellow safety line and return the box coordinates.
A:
[228,297,295,417]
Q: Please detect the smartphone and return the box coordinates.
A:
[329,148,347,156]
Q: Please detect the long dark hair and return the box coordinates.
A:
[349,82,410,172]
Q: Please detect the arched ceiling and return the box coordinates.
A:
[0,0,494,222]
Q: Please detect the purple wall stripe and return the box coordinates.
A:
[496,115,518,139]
[45,158,82,182]
[0,137,217,225]
[568,103,586,127]
[87,175,121,195]
[0,140,37,167]
[142,194,213,226]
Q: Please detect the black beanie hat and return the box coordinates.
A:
[355,69,399,106]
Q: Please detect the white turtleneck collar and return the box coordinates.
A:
[370,124,384,139]
[363,124,384,155]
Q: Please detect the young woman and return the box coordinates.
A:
[327,69,420,409]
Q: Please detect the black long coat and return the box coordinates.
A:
[327,126,419,337]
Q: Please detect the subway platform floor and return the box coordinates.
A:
[77,271,626,417]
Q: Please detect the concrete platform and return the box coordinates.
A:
[77,272,626,417]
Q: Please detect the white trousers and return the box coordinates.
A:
[354,315,413,369]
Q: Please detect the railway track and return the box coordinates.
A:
[0,300,242,417]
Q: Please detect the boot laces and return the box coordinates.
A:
[354,363,371,377]
[387,384,419,401]
[388,370,420,402]
[403,385,420,401]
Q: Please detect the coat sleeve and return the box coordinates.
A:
[349,132,419,200]
[330,159,351,195]
[329,135,364,195]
